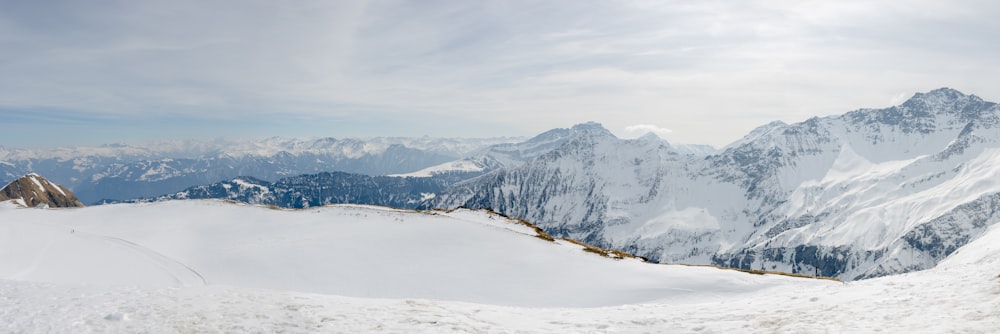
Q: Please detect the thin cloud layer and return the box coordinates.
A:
[1,0,998,147]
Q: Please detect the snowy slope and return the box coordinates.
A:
[0,200,822,308]
[387,156,496,178]
[2,201,998,332]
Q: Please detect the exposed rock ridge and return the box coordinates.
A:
[0,173,85,208]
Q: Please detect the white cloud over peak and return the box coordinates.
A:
[624,124,673,138]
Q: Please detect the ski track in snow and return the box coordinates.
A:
[7,233,55,280]
[74,231,208,286]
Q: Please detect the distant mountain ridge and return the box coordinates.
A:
[119,170,482,209]
[395,122,716,178]
[0,136,522,204]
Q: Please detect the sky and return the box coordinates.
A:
[2,0,999,148]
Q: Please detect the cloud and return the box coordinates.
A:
[624,124,673,138]
[1,1,999,147]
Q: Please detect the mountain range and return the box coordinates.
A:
[6,87,999,282]
[124,171,473,209]
[430,88,1000,280]
[0,137,521,204]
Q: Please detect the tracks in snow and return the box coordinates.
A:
[74,231,208,286]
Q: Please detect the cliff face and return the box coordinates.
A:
[0,173,85,208]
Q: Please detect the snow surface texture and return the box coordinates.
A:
[1,200,998,332]
[433,88,1000,280]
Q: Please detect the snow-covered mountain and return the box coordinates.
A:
[0,136,520,204]
[133,171,465,209]
[431,88,1000,280]
[2,199,998,332]
[395,122,714,178]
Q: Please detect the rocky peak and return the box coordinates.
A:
[0,173,85,208]
[570,122,616,138]
[900,88,994,118]
[908,87,968,104]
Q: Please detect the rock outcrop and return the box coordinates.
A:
[0,173,85,208]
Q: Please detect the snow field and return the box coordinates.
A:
[0,201,824,308]
[2,200,998,332]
